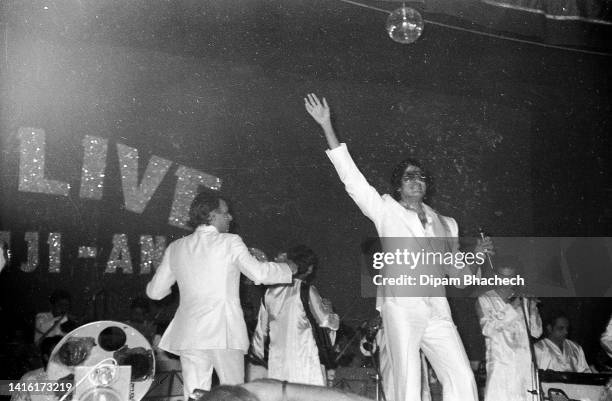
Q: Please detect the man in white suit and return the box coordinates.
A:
[146,192,297,400]
[304,93,492,401]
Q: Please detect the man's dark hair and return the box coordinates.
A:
[200,385,260,401]
[49,289,71,305]
[40,335,62,359]
[546,311,569,329]
[493,255,524,274]
[130,296,150,312]
[390,158,424,200]
[188,192,222,228]
[287,245,319,278]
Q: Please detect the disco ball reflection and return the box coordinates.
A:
[386,6,424,44]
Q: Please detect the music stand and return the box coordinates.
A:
[143,370,184,400]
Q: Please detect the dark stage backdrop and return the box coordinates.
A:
[0,0,610,362]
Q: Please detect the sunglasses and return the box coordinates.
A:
[401,172,428,182]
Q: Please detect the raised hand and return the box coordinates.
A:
[475,236,495,257]
[304,93,340,149]
[304,93,331,127]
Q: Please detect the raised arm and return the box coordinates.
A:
[305,93,385,223]
[304,93,339,150]
[230,236,296,285]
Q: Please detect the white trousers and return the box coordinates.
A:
[378,329,432,401]
[179,349,244,400]
[381,298,477,401]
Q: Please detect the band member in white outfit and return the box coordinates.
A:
[535,313,591,373]
[250,245,340,386]
[146,192,297,400]
[304,93,493,401]
[476,258,542,401]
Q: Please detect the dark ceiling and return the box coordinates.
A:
[3,0,611,85]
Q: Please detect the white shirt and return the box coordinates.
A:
[146,225,292,353]
[535,338,591,373]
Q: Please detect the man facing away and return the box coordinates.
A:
[304,93,493,401]
[146,192,297,400]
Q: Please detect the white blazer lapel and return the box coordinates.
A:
[390,198,425,236]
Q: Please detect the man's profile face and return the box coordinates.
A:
[399,165,427,201]
[548,317,569,343]
[208,199,233,233]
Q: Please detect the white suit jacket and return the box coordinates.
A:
[326,144,473,305]
[146,225,292,354]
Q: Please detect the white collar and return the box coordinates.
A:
[195,225,219,233]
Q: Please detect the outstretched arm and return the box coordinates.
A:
[304,93,340,150]
[305,93,385,224]
[231,236,296,285]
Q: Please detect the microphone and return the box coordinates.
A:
[478,227,494,270]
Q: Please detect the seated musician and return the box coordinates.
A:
[535,312,591,373]
[249,245,339,386]
[34,290,78,345]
